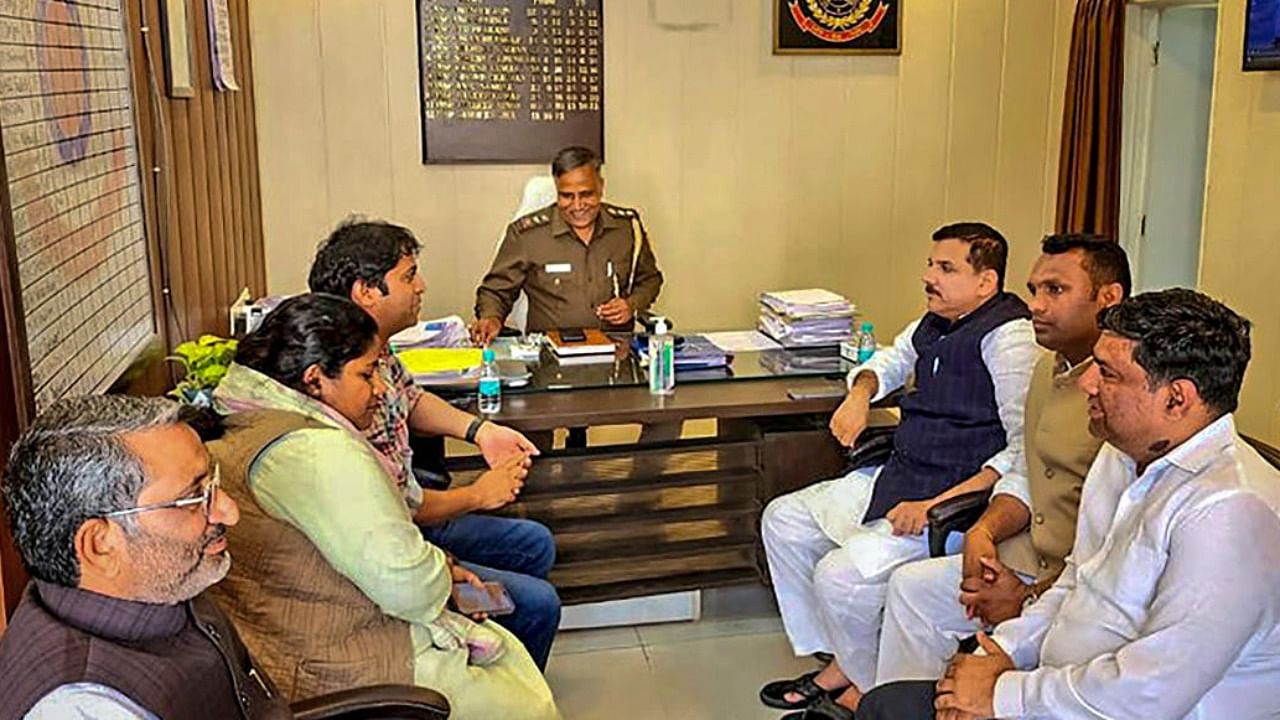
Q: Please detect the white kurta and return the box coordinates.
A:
[763,316,1039,689]
[990,415,1280,720]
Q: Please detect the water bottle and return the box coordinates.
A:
[857,321,876,363]
[648,317,675,395]
[478,348,502,414]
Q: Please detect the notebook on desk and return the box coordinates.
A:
[548,328,617,357]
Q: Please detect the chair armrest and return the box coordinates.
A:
[290,684,450,720]
[844,425,897,471]
[926,490,991,558]
[1243,434,1280,471]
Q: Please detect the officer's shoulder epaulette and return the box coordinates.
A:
[511,210,552,233]
[603,204,639,220]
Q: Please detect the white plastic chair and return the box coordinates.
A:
[499,176,558,333]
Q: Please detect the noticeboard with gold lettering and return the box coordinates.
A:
[418,0,604,164]
[774,0,901,55]
[0,0,158,412]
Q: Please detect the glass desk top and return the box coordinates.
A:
[419,334,856,397]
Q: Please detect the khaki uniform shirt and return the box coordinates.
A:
[475,202,663,332]
[998,353,1103,582]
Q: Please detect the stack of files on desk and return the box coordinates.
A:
[631,334,732,371]
[396,347,483,385]
[389,315,470,350]
[758,289,855,348]
[548,329,617,357]
[758,348,845,375]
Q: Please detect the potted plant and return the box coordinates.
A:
[167,335,238,407]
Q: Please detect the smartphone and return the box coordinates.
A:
[559,327,587,342]
[451,581,516,616]
[786,385,849,401]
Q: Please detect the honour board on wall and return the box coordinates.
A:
[418,0,603,164]
[0,0,156,412]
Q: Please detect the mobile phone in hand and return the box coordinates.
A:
[451,581,516,616]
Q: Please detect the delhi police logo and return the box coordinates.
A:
[787,0,890,43]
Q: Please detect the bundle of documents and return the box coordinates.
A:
[396,347,483,385]
[631,334,732,371]
[389,315,470,350]
[548,329,617,357]
[758,348,845,375]
[758,289,855,348]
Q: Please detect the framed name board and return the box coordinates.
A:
[0,0,158,412]
[417,0,604,164]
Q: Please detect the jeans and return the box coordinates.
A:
[421,514,561,670]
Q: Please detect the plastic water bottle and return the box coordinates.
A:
[648,317,675,395]
[857,321,876,363]
[478,348,502,414]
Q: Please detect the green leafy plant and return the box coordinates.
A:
[167,335,238,404]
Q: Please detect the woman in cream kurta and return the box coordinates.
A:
[214,299,559,720]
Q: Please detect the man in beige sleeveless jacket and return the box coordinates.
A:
[876,235,1131,684]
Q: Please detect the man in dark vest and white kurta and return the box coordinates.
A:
[760,223,1041,719]
[0,396,289,720]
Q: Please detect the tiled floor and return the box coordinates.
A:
[546,583,818,719]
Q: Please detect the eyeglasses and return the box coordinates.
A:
[103,464,221,521]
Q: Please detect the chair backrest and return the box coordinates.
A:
[498,176,557,333]
[1243,434,1280,471]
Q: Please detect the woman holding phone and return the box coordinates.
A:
[207,293,560,720]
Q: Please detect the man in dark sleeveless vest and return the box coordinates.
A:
[0,395,290,720]
[760,223,1041,719]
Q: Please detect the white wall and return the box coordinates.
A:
[249,0,1075,335]
[1200,0,1280,443]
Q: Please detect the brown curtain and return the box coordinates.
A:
[1056,0,1125,236]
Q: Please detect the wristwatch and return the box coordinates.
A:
[465,416,487,444]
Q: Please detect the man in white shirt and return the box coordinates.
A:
[760,223,1041,718]
[875,235,1130,685]
[858,288,1280,720]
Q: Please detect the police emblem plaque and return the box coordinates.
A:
[774,0,901,55]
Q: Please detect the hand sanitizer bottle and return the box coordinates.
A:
[648,317,675,395]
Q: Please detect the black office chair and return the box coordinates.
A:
[292,685,450,719]
[841,425,985,558]
[410,434,454,491]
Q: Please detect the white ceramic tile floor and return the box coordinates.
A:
[546,583,819,719]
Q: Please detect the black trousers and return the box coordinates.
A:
[856,681,937,720]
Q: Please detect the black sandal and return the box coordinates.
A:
[759,671,845,710]
[781,694,856,720]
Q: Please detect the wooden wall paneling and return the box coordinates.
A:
[0,121,34,619]
[119,0,175,398]
[236,0,265,291]
[187,0,227,336]
[115,0,266,394]
[220,0,246,289]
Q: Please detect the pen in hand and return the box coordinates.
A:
[607,260,621,298]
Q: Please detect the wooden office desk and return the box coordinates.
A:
[442,366,863,605]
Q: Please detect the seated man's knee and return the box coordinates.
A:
[762,494,802,543]
[524,576,562,620]
[885,558,931,604]
[813,551,867,598]
[522,520,557,578]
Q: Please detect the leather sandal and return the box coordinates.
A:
[759,670,845,710]
[781,694,857,720]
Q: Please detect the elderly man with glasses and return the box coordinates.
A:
[0,395,289,719]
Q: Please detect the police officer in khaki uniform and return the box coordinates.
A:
[471,146,663,345]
